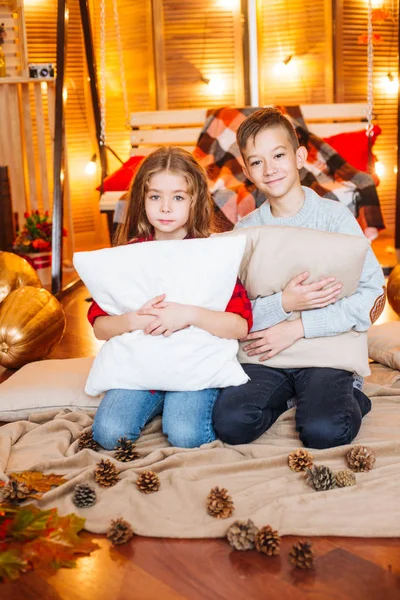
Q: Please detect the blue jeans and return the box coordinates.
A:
[93,388,219,450]
[213,365,372,449]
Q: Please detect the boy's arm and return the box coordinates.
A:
[301,212,386,338]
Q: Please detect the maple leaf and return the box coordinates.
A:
[9,505,55,541]
[10,472,67,494]
[357,32,383,45]
[372,8,392,23]
[0,549,29,582]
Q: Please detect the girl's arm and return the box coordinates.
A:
[88,294,166,341]
[93,312,155,341]
[189,307,248,339]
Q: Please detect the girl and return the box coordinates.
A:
[88,147,252,450]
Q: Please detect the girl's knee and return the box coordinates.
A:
[213,401,269,445]
[92,416,139,450]
[164,421,215,448]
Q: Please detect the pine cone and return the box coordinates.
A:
[255,525,281,556]
[289,540,315,569]
[106,518,134,545]
[335,469,356,488]
[136,471,160,494]
[346,445,376,472]
[1,477,31,504]
[288,449,314,472]
[94,459,120,488]
[226,519,258,551]
[78,429,99,452]
[206,486,234,519]
[72,483,97,508]
[114,437,140,462]
[305,465,336,492]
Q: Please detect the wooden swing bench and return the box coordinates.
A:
[100,102,369,214]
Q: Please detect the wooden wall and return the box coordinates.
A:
[257,0,333,105]
[19,0,398,244]
[335,0,398,233]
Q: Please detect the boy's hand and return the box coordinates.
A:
[137,302,193,337]
[282,272,342,312]
[242,319,304,361]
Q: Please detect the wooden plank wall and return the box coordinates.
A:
[335,0,398,234]
[257,0,333,105]
[157,0,244,109]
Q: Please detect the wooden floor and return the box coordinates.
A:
[1,244,400,598]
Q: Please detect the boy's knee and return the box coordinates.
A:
[213,400,264,445]
[299,417,358,450]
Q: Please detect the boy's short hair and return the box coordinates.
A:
[237,107,299,155]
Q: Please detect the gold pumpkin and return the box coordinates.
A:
[0,286,66,369]
[0,251,41,305]
[387,264,400,317]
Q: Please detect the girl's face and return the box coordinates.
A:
[145,170,192,240]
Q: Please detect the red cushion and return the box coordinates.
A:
[323,125,381,176]
[96,156,145,192]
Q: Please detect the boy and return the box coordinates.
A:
[213,107,386,449]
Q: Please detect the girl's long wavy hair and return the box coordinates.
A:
[114,147,216,245]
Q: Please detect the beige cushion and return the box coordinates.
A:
[222,225,370,376]
[0,357,103,422]
[368,322,400,371]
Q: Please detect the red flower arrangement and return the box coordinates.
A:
[13,210,67,254]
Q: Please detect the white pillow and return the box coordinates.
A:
[0,358,103,422]
[73,236,248,395]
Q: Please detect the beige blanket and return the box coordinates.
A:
[1,365,400,538]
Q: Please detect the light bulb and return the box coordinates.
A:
[40,81,47,92]
[205,75,226,95]
[216,0,240,9]
[383,73,399,94]
[85,154,97,175]
[62,87,68,102]
[375,161,385,177]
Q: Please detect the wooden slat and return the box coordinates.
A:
[34,84,50,210]
[131,108,207,127]
[6,84,26,222]
[310,122,367,137]
[20,82,38,208]
[301,103,367,121]
[130,145,195,156]
[131,127,202,145]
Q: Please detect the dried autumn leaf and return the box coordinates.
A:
[0,549,29,581]
[10,472,67,494]
[9,505,56,541]
[372,8,392,23]
[357,32,383,45]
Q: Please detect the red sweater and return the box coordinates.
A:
[87,235,253,331]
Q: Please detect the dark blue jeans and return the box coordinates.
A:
[213,365,372,449]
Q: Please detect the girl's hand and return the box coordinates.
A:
[138,294,166,312]
[137,302,194,337]
[242,319,304,361]
[282,272,342,312]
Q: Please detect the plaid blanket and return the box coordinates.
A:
[193,106,385,231]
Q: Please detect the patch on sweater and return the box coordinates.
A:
[370,286,386,324]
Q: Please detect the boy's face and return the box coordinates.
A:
[241,126,307,201]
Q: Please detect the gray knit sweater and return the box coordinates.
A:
[235,186,385,336]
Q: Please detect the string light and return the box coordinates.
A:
[201,74,226,95]
[383,72,399,94]
[62,87,68,102]
[273,55,297,76]
[375,161,385,177]
[216,0,240,9]
[85,154,97,175]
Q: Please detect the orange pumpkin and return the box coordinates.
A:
[0,251,41,304]
[0,286,66,369]
[387,264,400,317]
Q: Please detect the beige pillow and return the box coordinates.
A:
[368,322,400,371]
[221,225,370,376]
[0,357,103,422]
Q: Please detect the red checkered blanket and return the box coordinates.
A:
[193,106,384,231]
